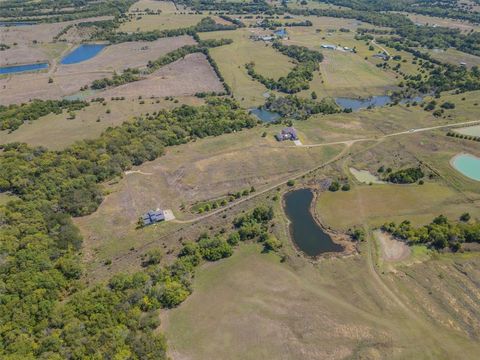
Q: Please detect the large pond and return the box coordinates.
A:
[335,95,424,111]
[284,188,343,256]
[451,153,480,181]
[249,108,281,123]
[0,62,49,75]
[60,44,107,65]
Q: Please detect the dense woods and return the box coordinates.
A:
[0,100,89,131]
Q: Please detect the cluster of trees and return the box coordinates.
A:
[219,14,246,27]
[90,68,141,90]
[255,18,312,28]
[328,180,351,192]
[0,98,256,216]
[0,99,88,131]
[317,0,480,24]
[195,186,256,214]
[246,42,323,93]
[264,95,339,120]
[382,214,480,250]
[0,0,135,23]
[103,17,237,43]
[385,167,425,184]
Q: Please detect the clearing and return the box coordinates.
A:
[375,230,411,261]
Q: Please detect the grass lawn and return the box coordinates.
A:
[163,243,480,360]
[317,182,479,230]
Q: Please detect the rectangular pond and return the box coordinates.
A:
[60,44,107,65]
[0,62,49,75]
[283,188,343,256]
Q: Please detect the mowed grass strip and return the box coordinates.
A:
[316,182,473,230]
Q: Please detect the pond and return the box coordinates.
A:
[0,62,49,75]
[451,153,480,181]
[249,108,281,123]
[0,21,36,27]
[335,95,424,111]
[284,188,343,256]
[60,44,107,65]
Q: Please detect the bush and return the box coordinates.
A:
[264,235,282,252]
[287,179,295,186]
[329,181,340,192]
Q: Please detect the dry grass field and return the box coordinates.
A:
[0,97,203,149]
[128,0,178,13]
[199,29,296,107]
[0,16,112,46]
[163,243,480,359]
[75,125,344,264]
[119,13,207,32]
[95,53,224,99]
[0,36,195,104]
[423,48,480,69]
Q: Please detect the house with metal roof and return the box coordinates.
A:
[275,127,298,141]
[142,209,165,226]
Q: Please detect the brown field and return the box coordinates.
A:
[95,53,224,99]
[75,124,344,265]
[163,244,480,360]
[119,13,207,32]
[0,16,113,46]
[0,46,50,66]
[0,97,203,150]
[0,36,195,104]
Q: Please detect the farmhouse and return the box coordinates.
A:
[275,127,298,141]
[142,209,165,226]
[274,28,288,39]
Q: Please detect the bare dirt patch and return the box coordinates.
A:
[375,230,411,262]
[96,53,224,99]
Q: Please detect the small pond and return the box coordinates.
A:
[0,62,49,75]
[249,108,281,123]
[451,153,480,181]
[284,188,343,256]
[60,44,107,65]
[335,95,424,111]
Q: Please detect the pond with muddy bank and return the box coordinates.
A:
[283,188,343,257]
